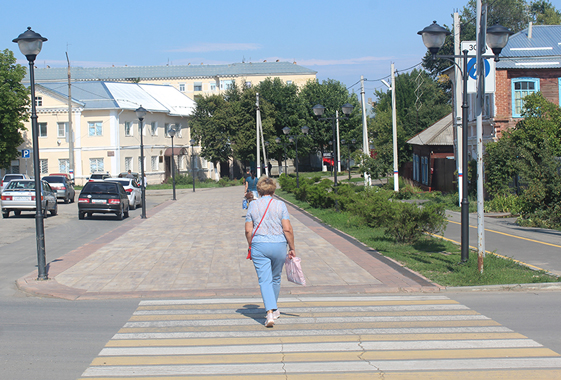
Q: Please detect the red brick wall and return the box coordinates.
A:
[494,68,561,137]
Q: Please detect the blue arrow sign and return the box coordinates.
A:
[467,57,491,80]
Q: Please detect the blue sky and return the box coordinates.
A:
[2,0,554,97]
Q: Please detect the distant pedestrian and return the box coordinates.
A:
[268,162,273,176]
[245,170,259,199]
[243,168,251,184]
[245,177,296,327]
[125,170,134,179]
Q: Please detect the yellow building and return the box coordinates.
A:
[12,81,200,185]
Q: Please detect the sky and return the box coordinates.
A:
[2,0,559,99]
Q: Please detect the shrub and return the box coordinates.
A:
[278,174,297,193]
[307,180,335,209]
[385,203,447,244]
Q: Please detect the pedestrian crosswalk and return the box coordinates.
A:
[79,295,561,379]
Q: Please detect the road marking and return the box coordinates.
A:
[80,296,561,379]
[447,220,561,249]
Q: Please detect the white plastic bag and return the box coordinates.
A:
[285,256,306,286]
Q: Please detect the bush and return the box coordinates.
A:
[385,203,447,244]
[278,174,297,193]
[484,194,523,214]
[168,174,195,185]
[307,179,335,209]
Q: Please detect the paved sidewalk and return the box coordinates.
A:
[17,186,440,300]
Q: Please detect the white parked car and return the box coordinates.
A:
[104,178,142,209]
[1,179,57,218]
[1,174,29,194]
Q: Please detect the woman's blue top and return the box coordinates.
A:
[246,195,290,243]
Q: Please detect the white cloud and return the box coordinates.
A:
[264,56,392,66]
[169,43,261,53]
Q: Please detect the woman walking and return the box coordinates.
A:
[245,177,296,327]
[245,170,259,199]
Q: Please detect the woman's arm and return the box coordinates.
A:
[245,221,253,245]
[282,219,296,258]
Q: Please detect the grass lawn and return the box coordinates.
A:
[276,189,559,287]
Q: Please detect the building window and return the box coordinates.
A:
[57,122,68,138]
[88,121,102,136]
[125,157,132,172]
[194,82,202,91]
[39,122,47,137]
[35,97,42,107]
[89,158,104,173]
[245,81,252,88]
[151,122,157,136]
[421,156,429,186]
[10,164,20,174]
[151,156,158,171]
[512,77,539,118]
[124,121,133,136]
[220,80,233,90]
[179,83,185,92]
[210,82,216,91]
[176,124,182,138]
[59,159,69,173]
[483,94,492,119]
[165,123,171,137]
[40,159,48,174]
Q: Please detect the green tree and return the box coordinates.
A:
[0,49,29,170]
[530,0,561,24]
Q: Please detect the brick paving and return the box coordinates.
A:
[17,185,441,300]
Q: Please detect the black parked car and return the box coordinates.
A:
[42,175,76,203]
[77,181,130,220]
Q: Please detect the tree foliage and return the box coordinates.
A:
[485,93,561,227]
[0,49,29,169]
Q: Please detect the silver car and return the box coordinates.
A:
[1,174,29,194]
[1,179,58,218]
[104,178,142,209]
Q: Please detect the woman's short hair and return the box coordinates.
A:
[257,176,276,196]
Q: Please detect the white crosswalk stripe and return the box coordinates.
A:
[79,295,561,379]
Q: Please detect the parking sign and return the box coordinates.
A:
[22,149,31,158]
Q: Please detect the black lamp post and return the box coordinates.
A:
[341,138,356,181]
[418,20,512,263]
[190,139,196,192]
[313,103,354,211]
[135,106,147,219]
[168,127,177,201]
[283,125,309,188]
[13,27,48,280]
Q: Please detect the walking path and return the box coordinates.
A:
[17,186,438,300]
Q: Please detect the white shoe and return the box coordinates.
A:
[265,313,275,327]
[265,309,280,320]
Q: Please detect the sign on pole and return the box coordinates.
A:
[461,41,495,93]
[22,149,31,159]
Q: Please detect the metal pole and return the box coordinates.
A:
[192,146,195,192]
[360,76,370,187]
[29,59,47,280]
[454,12,463,207]
[348,145,352,181]
[284,144,287,175]
[171,136,176,201]
[295,138,299,188]
[66,52,74,183]
[336,111,341,173]
[461,49,470,263]
[256,93,261,177]
[139,117,146,219]
[332,118,339,211]
[391,62,399,192]
[476,0,486,273]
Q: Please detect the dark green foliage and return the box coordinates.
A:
[0,49,29,169]
[384,203,447,244]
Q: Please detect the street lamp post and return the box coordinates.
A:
[312,103,354,211]
[190,139,196,192]
[135,106,147,219]
[168,127,177,201]
[341,139,356,181]
[418,20,512,263]
[13,27,48,280]
[283,126,309,188]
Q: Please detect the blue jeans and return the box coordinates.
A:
[251,242,287,311]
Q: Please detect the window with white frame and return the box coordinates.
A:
[89,158,104,173]
[179,83,185,92]
[39,123,47,137]
[179,155,185,170]
[125,157,132,172]
[220,80,233,90]
[150,121,157,136]
[176,124,182,138]
[165,123,171,137]
[200,156,208,169]
[210,82,216,91]
[512,78,539,118]
[35,96,42,106]
[58,159,69,173]
[194,82,202,91]
[124,121,133,136]
[40,159,48,174]
[151,156,158,171]
[88,121,102,136]
[57,122,68,138]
